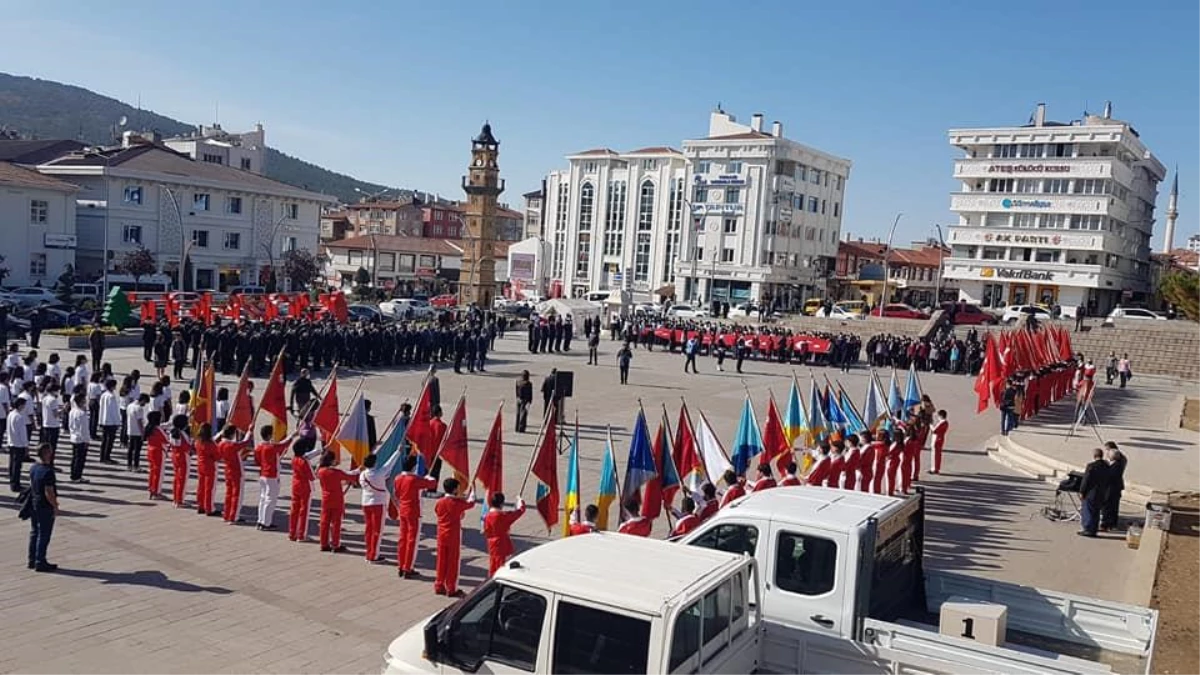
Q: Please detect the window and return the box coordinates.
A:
[1049,143,1074,158]
[836,175,843,191]
[670,600,703,672]
[689,523,759,557]
[833,202,840,218]
[981,247,1004,260]
[576,233,591,277]
[282,236,298,252]
[226,196,243,214]
[1044,179,1069,194]
[721,248,734,263]
[378,252,396,271]
[694,247,703,262]
[641,159,657,170]
[286,203,300,219]
[1074,179,1109,195]
[775,531,837,596]
[697,161,711,174]
[433,225,443,236]
[633,232,652,282]
[446,583,545,673]
[821,199,827,214]
[29,199,48,225]
[984,212,1009,228]
[723,218,737,234]
[603,181,627,257]
[349,250,363,265]
[192,230,209,248]
[808,197,819,213]
[1013,213,1037,229]
[582,161,598,173]
[123,186,143,205]
[223,232,241,250]
[724,187,740,204]
[193,193,210,211]
[987,179,1014,193]
[122,224,143,244]
[552,183,569,278]
[1016,179,1040,194]
[694,185,709,203]
[1072,215,1105,231]
[637,181,655,232]
[663,178,684,283]
[419,254,436,268]
[1034,250,1060,263]
[796,165,807,182]
[553,602,649,674]
[808,168,820,185]
[792,193,804,210]
[240,157,252,171]
[727,161,742,174]
[1018,143,1044,158]
[805,227,816,241]
[993,144,1018,158]
[29,253,47,278]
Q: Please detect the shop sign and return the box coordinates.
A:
[1001,198,1051,209]
[690,203,744,215]
[988,164,1070,174]
[694,174,747,186]
[983,233,1062,245]
[43,233,77,249]
[980,267,1054,281]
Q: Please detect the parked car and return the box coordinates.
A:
[940,301,998,325]
[380,298,434,319]
[869,303,925,319]
[633,302,662,318]
[71,283,103,305]
[666,304,709,319]
[1,287,60,308]
[228,285,267,296]
[430,294,458,308]
[833,300,867,316]
[817,305,865,320]
[1105,307,1167,322]
[1001,304,1053,324]
[801,297,823,316]
[347,304,387,323]
[726,303,759,319]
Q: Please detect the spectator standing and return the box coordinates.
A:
[1117,354,1132,389]
[1078,447,1110,537]
[1100,442,1126,531]
[27,442,60,572]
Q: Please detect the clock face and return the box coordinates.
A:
[474,158,484,167]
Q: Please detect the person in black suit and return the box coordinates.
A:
[541,368,558,418]
[364,399,378,451]
[1078,447,1110,537]
[515,370,533,433]
[1100,442,1126,532]
[426,366,441,411]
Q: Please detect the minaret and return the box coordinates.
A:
[1162,170,1179,253]
[460,122,505,307]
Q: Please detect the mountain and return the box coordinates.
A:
[0,73,402,203]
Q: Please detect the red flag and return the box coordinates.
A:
[140,299,156,323]
[313,369,340,441]
[189,359,216,431]
[264,299,279,322]
[436,396,470,492]
[260,351,288,440]
[225,294,242,321]
[763,396,791,474]
[227,364,255,433]
[673,402,705,491]
[293,292,310,321]
[975,334,1000,413]
[327,291,349,323]
[531,406,560,530]
[641,421,669,519]
[405,378,437,464]
[473,404,504,499]
[164,295,178,327]
[195,292,211,325]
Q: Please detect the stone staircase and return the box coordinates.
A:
[987,434,1154,507]
[1066,321,1199,380]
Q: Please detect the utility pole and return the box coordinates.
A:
[933,223,947,305]
[879,212,903,309]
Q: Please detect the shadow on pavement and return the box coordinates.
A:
[54,568,233,594]
[922,471,1049,573]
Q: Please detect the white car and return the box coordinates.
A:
[666,304,709,319]
[817,305,865,320]
[1105,307,1167,322]
[380,298,434,319]
[1001,304,1052,324]
[1,287,59,308]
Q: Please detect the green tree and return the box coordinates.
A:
[121,246,156,291]
[1159,271,1199,321]
[54,264,76,304]
[283,248,322,291]
[353,266,372,300]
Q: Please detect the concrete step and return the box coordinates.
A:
[988,434,1152,507]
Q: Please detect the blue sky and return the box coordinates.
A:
[3,0,1196,247]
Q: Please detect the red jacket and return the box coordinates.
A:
[720,484,746,508]
[825,454,845,488]
[291,456,315,492]
[218,438,251,477]
[568,522,597,536]
[317,466,356,506]
[842,447,861,481]
[858,444,876,476]
[806,455,830,485]
[395,472,438,519]
[146,427,168,459]
[751,477,777,492]
[698,500,719,522]
[483,503,526,560]
[255,441,287,479]
[670,514,701,537]
[932,419,949,444]
[435,495,475,542]
[618,517,652,537]
[195,439,219,475]
[779,474,801,487]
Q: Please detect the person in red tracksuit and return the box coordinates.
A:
[886,429,906,496]
[779,462,801,487]
[568,504,599,535]
[218,426,254,523]
[144,411,168,500]
[288,436,322,542]
[394,454,438,578]
[670,497,702,537]
[617,497,652,537]
[911,416,929,483]
[750,463,776,492]
[483,492,526,576]
[806,444,831,486]
[825,443,845,489]
[719,470,745,507]
[841,436,861,490]
[930,410,949,475]
[697,484,720,521]
[857,432,875,493]
[434,478,475,597]
[168,424,193,508]
[316,451,359,552]
[871,431,889,494]
[902,418,924,493]
[194,424,219,516]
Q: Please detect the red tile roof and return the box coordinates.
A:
[626,146,681,155]
[571,148,620,156]
[326,234,509,258]
[838,240,888,259]
[0,162,79,192]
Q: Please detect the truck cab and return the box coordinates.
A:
[385,533,762,674]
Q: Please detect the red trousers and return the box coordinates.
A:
[171,455,188,506]
[435,535,461,594]
[223,476,242,522]
[858,468,873,493]
[196,471,215,513]
[290,489,311,540]
[320,503,345,548]
[148,450,164,497]
[872,456,886,494]
[489,550,507,577]
[397,515,420,572]
[932,437,945,473]
[363,504,384,561]
[885,457,902,496]
[900,453,913,494]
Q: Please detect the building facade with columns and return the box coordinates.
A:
[540,109,851,307]
[945,102,1165,314]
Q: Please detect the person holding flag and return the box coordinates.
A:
[805,443,831,486]
[167,417,193,508]
[885,429,905,496]
[780,461,801,487]
[930,410,949,475]
[359,449,404,563]
[842,434,862,490]
[394,454,437,578]
[669,497,702,537]
[218,425,254,524]
[750,463,776,492]
[316,450,359,552]
[569,504,600,535]
[871,430,889,494]
[288,434,323,542]
[719,469,746,507]
[433,477,475,598]
[617,497,652,537]
[193,424,219,516]
[825,442,845,489]
[483,492,526,576]
[856,431,875,492]
[255,424,299,531]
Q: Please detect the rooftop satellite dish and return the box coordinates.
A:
[118,116,128,127]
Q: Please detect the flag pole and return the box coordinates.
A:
[518,400,555,496]
[659,402,677,532]
[679,396,711,486]
[217,360,253,436]
[605,424,623,518]
[247,346,287,433]
[468,400,503,488]
[326,377,366,461]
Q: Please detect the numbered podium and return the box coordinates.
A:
[938,596,1008,647]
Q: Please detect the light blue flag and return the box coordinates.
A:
[903,362,924,412]
[375,414,409,496]
[808,376,829,442]
[731,396,765,476]
[888,369,903,417]
[839,387,868,435]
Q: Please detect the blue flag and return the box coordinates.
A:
[903,362,924,412]
[731,396,765,476]
[824,383,846,427]
[888,369,903,417]
[839,387,868,435]
[376,414,409,496]
[622,409,656,506]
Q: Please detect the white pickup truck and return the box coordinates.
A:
[384,534,763,674]
[678,487,1158,674]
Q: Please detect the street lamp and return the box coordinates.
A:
[932,223,947,305]
[260,212,289,290]
[879,213,903,308]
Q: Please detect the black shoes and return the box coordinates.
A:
[34,562,58,573]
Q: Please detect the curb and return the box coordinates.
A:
[986,434,1154,507]
[1127,525,1165,606]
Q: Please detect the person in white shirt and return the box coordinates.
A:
[97,379,120,464]
[174,391,191,419]
[68,392,91,483]
[359,450,404,563]
[214,388,230,434]
[149,382,168,422]
[73,355,90,393]
[6,397,29,492]
[40,383,62,451]
[119,381,133,448]
[46,353,61,384]
[0,371,10,447]
[159,376,173,411]
[128,370,142,399]
[125,394,149,471]
[17,382,36,447]
[9,368,25,400]
[3,345,20,374]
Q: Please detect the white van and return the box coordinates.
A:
[585,290,615,306]
[72,283,102,303]
[385,533,762,674]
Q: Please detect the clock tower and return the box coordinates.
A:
[460,122,505,307]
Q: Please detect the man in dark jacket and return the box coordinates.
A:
[1078,447,1110,537]
[1100,441,1126,531]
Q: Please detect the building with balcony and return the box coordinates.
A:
[322,234,509,297]
[522,188,544,240]
[946,102,1166,314]
[540,108,851,308]
[346,199,424,238]
[319,210,351,243]
[833,238,950,306]
[163,123,266,175]
[0,162,79,287]
[1186,233,1200,253]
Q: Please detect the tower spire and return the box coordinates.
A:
[1163,166,1179,253]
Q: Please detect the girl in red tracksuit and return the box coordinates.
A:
[483,492,526,576]
[194,424,219,516]
[856,432,875,492]
[218,426,254,524]
[316,450,358,552]
[824,444,845,489]
[841,436,861,490]
[871,431,889,494]
[144,411,168,500]
[930,410,949,475]
[168,422,193,508]
[434,477,476,597]
[886,429,906,496]
[288,436,322,542]
[394,454,438,578]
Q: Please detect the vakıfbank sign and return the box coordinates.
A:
[980,267,1055,281]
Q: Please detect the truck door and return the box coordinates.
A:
[765,523,848,638]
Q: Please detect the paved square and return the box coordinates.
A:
[0,333,1163,673]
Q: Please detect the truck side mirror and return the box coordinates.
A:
[422,618,440,663]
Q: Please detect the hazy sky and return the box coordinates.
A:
[3,0,1196,246]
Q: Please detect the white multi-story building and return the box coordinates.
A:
[163,123,266,175]
[38,134,334,291]
[541,108,851,308]
[0,162,79,287]
[946,102,1166,313]
[1185,234,1199,253]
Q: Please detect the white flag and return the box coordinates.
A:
[694,410,732,483]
